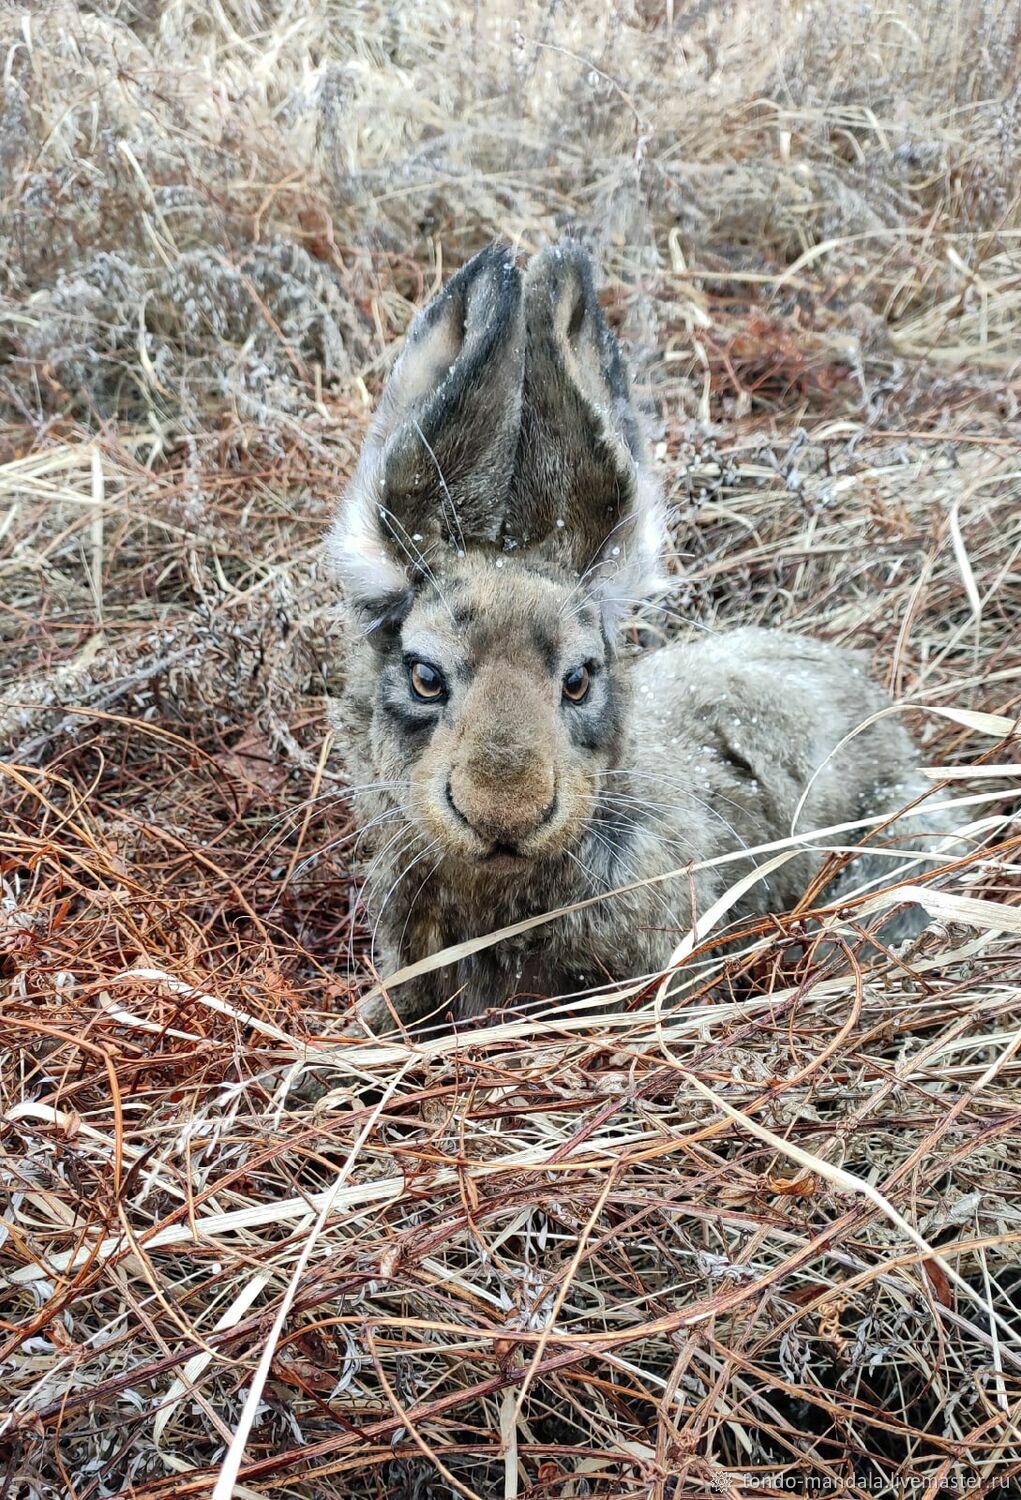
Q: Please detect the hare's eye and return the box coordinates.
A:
[409,660,446,701]
[562,666,590,704]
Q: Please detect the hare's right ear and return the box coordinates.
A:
[509,242,666,615]
[329,246,524,618]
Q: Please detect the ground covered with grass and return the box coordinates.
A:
[2,2,1021,1495]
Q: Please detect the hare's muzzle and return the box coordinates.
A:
[444,670,559,856]
[445,776,557,854]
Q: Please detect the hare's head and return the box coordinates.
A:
[330,242,665,874]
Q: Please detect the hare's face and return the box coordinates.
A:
[371,557,626,872]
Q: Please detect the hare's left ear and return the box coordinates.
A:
[509,241,666,613]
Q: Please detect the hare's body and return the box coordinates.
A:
[329,243,947,1028]
[334,601,934,1026]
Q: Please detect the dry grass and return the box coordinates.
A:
[2,2,1021,1496]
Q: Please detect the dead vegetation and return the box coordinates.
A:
[2,1,1021,1496]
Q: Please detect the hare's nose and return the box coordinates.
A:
[446,775,557,849]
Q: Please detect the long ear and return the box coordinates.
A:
[329,245,524,613]
[507,241,665,612]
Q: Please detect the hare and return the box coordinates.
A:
[329,242,946,1027]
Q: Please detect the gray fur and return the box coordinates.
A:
[329,244,953,1028]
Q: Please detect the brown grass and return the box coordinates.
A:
[2,2,1021,1496]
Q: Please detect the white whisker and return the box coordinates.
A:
[574,594,718,635]
[369,838,443,975]
[557,509,642,617]
[285,807,405,887]
[592,796,701,858]
[375,502,456,623]
[396,851,446,962]
[585,823,682,925]
[347,824,421,977]
[412,417,468,560]
[254,781,409,849]
[595,768,770,891]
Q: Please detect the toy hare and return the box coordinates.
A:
[329,242,945,1026]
